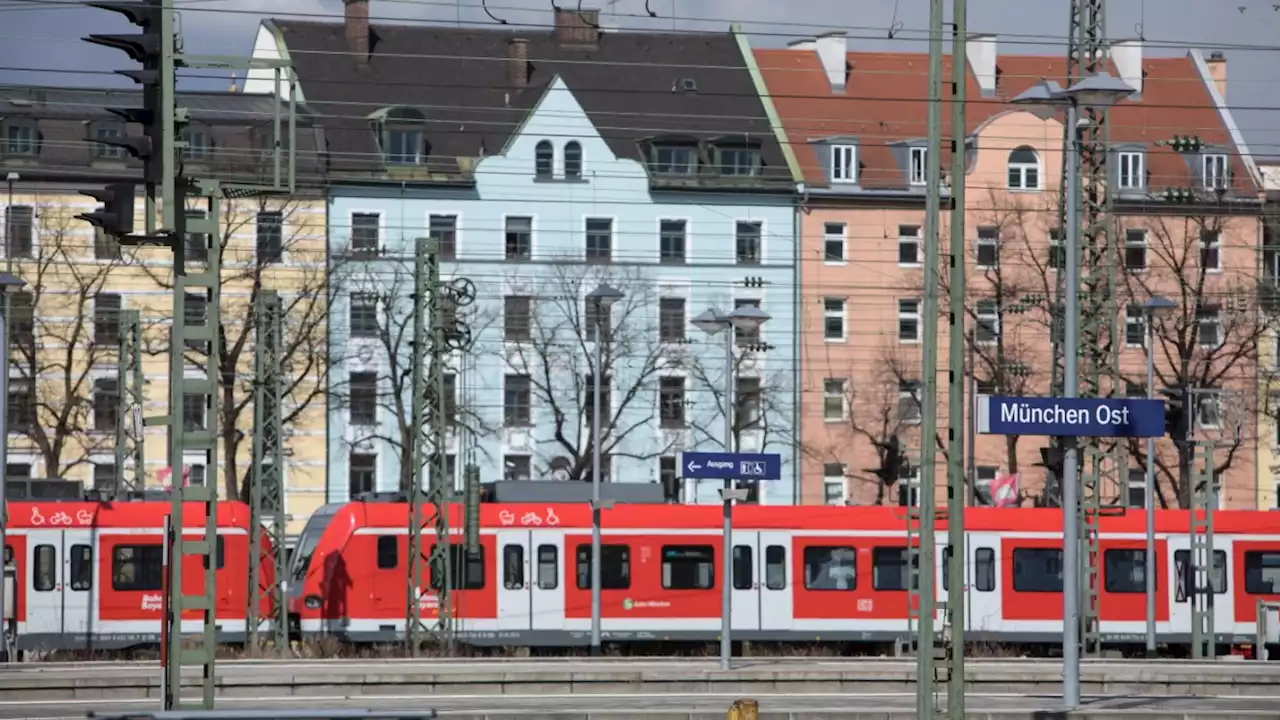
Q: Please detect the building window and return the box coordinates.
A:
[898,224,921,265]
[583,374,611,426]
[504,455,532,482]
[182,394,206,432]
[659,456,679,502]
[183,210,208,262]
[975,226,998,268]
[1126,468,1146,509]
[974,466,998,506]
[534,140,553,178]
[584,297,613,344]
[899,299,921,343]
[734,299,761,345]
[93,463,117,492]
[504,295,532,342]
[349,372,377,425]
[823,222,845,262]
[1007,146,1040,190]
[823,379,845,421]
[564,141,582,179]
[428,214,457,260]
[823,298,845,341]
[7,379,32,430]
[9,292,32,347]
[1201,230,1221,270]
[94,293,121,345]
[351,212,380,255]
[717,144,760,176]
[378,108,426,165]
[659,377,686,428]
[505,216,532,261]
[349,453,376,496]
[975,299,999,344]
[503,374,532,426]
[899,380,921,425]
[92,121,126,159]
[909,146,927,186]
[659,297,685,342]
[441,374,458,428]
[94,227,121,260]
[1118,150,1145,190]
[585,218,612,263]
[650,143,697,175]
[183,293,208,352]
[4,122,37,156]
[1124,228,1147,271]
[735,221,762,264]
[1125,305,1146,347]
[659,219,686,264]
[256,211,283,264]
[1203,153,1228,191]
[1196,306,1221,347]
[897,462,921,507]
[93,378,119,431]
[180,126,211,162]
[5,206,33,259]
[1048,227,1064,270]
[822,463,845,505]
[350,293,378,339]
[736,376,761,430]
[831,144,857,183]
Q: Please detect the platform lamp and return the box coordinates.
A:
[1142,294,1177,657]
[586,282,623,657]
[0,271,26,661]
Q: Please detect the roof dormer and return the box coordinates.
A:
[370,106,428,166]
[644,135,700,177]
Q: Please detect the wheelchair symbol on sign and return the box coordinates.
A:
[740,461,765,477]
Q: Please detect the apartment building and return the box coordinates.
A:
[757,35,1266,508]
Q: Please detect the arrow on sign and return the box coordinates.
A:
[686,461,702,473]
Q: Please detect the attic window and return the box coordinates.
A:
[649,140,697,176]
[91,120,126,160]
[679,78,697,92]
[180,125,212,162]
[715,142,761,177]
[3,120,37,157]
[373,106,427,166]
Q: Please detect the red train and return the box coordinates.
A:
[7,496,1280,654]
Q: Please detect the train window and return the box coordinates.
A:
[1174,549,1227,598]
[3,544,11,566]
[536,545,558,590]
[575,544,631,590]
[503,545,525,590]
[803,546,856,591]
[201,536,226,571]
[33,545,55,592]
[69,545,92,591]
[974,548,995,592]
[1245,551,1280,594]
[430,545,485,590]
[765,545,786,590]
[872,547,912,591]
[1012,548,1063,592]
[732,545,753,590]
[112,545,164,591]
[376,536,397,570]
[1103,549,1146,593]
[662,545,715,590]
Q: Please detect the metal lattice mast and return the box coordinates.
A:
[247,290,287,656]
[114,309,145,496]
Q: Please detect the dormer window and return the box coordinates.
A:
[649,140,697,176]
[3,121,37,157]
[1007,146,1041,190]
[831,144,856,183]
[535,140,554,178]
[180,125,212,162]
[1203,153,1228,191]
[564,141,582,179]
[1117,150,1145,190]
[91,121,126,160]
[715,142,761,177]
[372,106,427,166]
[909,147,927,186]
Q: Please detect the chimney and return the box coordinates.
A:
[508,38,529,89]
[1110,39,1144,97]
[1206,51,1227,100]
[967,34,997,96]
[787,38,817,51]
[814,32,847,93]
[344,0,371,66]
[554,8,600,47]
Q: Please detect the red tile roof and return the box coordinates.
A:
[754,48,1257,195]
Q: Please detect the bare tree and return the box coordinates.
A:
[140,196,332,500]
[683,341,794,456]
[9,205,124,477]
[501,263,673,481]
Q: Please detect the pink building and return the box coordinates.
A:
[755,36,1266,509]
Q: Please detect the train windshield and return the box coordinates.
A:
[290,505,338,582]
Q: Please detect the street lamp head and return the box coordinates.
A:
[1142,295,1178,317]
[1063,72,1137,110]
[1011,79,1067,106]
[0,273,25,295]
[4,173,17,183]
[692,307,728,336]
[586,283,624,311]
[727,305,770,333]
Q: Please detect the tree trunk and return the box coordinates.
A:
[222,382,240,502]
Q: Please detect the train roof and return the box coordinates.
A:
[6,500,253,529]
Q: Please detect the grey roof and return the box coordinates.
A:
[272,16,792,188]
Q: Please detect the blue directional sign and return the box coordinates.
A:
[677,451,783,481]
[976,395,1166,438]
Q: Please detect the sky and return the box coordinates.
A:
[1,0,1278,154]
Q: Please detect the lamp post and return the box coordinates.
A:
[1012,72,1136,709]
[693,305,770,672]
[1141,295,1177,657]
[585,283,623,657]
[0,271,25,661]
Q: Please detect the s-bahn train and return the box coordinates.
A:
[7,496,1280,654]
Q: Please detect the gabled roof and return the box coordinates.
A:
[754,47,1261,198]
[269,15,791,186]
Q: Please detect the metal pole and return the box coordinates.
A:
[1144,312,1157,657]
[0,299,9,661]
[589,312,603,655]
[1062,100,1082,710]
[720,328,734,671]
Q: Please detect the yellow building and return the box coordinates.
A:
[0,84,328,533]
[1260,164,1280,509]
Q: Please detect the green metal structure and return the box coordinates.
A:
[247,290,288,656]
[114,309,145,495]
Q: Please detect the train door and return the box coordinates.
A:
[758,531,792,631]
[61,530,94,640]
[1168,536,1231,638]
[729,533,759,632]
[495,530,565,632]
[24,530,61,639]
[496,530,528,631]
[529,531,565,631]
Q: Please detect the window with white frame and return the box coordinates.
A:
[898,379,922,425]
[898,224,921,265]
[1127,468,1146,509]
[823,222,845,262]
[1196,391,1221,429]
[909,146,927,186]
[1203,153,1228,191]
[897,462,921,508]
[823,462,846,505]
[831,144,857,183]
[975,226,999,268]
[823,378,846,421]
[974,466,998,506]
[1200,229,1221,270]
[1196,306,1221,347]
[1123,228,1147,271]
[1006,146,1041,190]
[823,297,846,341]
[1124,305,1146,347]
[1118,151,1145,190]
[975,299,1000,344]
[898,299,920,343]
[1047,227,1064,270]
